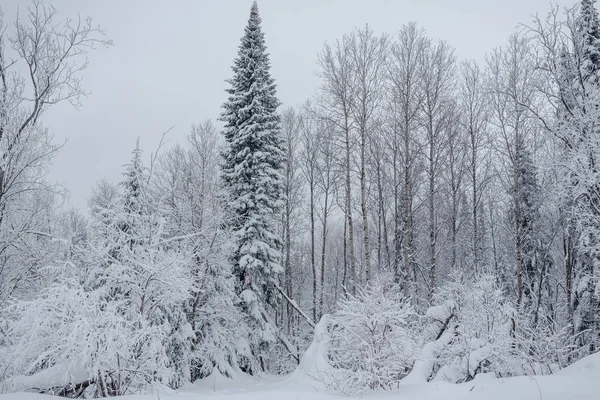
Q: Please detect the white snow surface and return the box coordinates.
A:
[0,361,89,394]
[2,337,599,400]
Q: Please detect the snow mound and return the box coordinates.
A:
[0,362,88,394]
[284,313,334,390]
[187,369,261,393]
[556,351,600,378]
[296,314,333,377]
[426,301,456,321]
[2,346,599,400]
[0,395,50,400]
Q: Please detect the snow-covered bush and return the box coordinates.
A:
[406,271,584,384]
[513,315,581,375]
[1,146,195,396]
[325,279,417,395]
[430,270,514,383]
[4,261,164,397]
[4,216,194,397]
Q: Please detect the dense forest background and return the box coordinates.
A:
[0,0,600,397]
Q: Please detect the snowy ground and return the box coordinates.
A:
[2,351,600,400]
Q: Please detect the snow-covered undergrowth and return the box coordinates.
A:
[2,351,599,400]
[2,275,595,399]
[2,304,600,400]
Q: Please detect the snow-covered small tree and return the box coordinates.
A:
[0,0,109,307]
[219,1,285,370]
[97,143,194,391]
[578,0,600,84]
[153,123,253,380]
[121,140,145,220]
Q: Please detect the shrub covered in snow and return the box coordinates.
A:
[324,279,417,395]
[3,239,192,397]
[429,271,514,383]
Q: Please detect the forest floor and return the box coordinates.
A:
[2,351,600,400]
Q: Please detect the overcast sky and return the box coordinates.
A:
[2,0,577,209]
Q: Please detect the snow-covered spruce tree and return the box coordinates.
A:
[571,0,600,353]
[509,142,542,310]
[104,143,193,391]
[579,0,600,85]
[219,1,285,371]
[121,140,145,224]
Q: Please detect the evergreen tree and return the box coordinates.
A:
[578,0,600,85]
[219,1,285,370]
[121,139,145,229]
[510,143,541,309]
[106,140,145,260]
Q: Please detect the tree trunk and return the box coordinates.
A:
[360,128,372,282]
[515,161,523,306]
[310,183,317,322]
[344,121,357,293]
[471,129,480,274]
[285,194,293,332]
[319,190,329,318]
[393,151,401,283]
[403,129,413,297]
[343,215,348,292]
[428,154,436,301]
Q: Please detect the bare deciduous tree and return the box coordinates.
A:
[385,23,428,295]
[317,38,357,291]
[0,0,110,302]
[459,60,491,274]
[421,39,456,300]
[347,25,388,282]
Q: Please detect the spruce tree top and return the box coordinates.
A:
[221,1,280,137]
[122,139,144,217]
[220,0,284,227]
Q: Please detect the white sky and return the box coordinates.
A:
[1,0,577,209]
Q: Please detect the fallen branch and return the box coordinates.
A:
[274,283,316,329]
[402,322,458,385]
[260,309,300,363]
[436,312,455,340]
[34,378,95,399]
